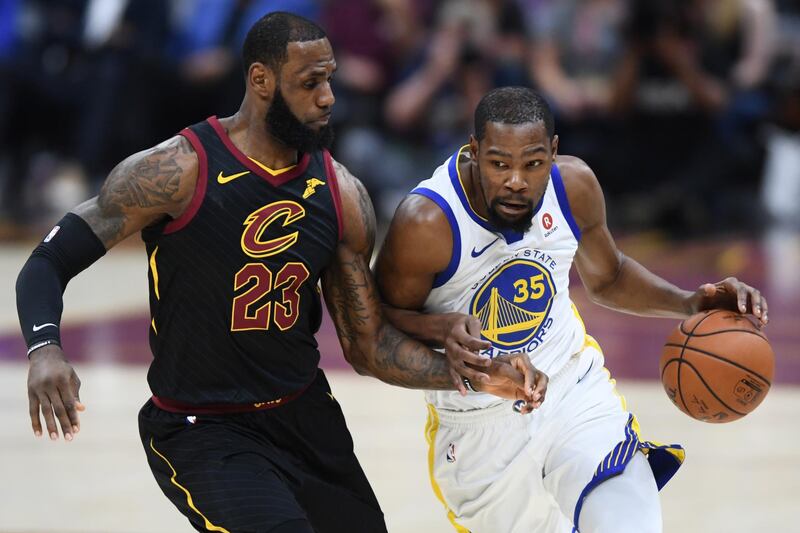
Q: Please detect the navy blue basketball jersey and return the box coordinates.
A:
[141,116,342,404]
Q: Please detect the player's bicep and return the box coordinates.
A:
[558,157,625,294]
[321,160,384,344]
[375,194,451,310]
[73,135,197,248]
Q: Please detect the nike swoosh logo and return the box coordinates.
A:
[32,323,58,332]
[217,170,250,184]
[471,237,500,258]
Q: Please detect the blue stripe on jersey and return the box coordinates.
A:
[446,147,525,245]
[410,187,461,288]
[550,163,582,241]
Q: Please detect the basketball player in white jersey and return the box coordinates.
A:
[375,87,768,533]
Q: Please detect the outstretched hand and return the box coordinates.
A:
[27,345,85,441]
[690,277,768,326]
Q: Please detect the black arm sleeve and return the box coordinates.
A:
[16,213,107,351]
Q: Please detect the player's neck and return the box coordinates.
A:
[219,109,300,170]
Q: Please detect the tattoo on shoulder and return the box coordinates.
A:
[86,136,194,245]
[101,137,190,210]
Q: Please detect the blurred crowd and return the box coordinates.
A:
[0,0,799,238]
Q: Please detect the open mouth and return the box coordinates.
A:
[497,200,529,215]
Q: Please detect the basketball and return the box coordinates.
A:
[659,309,774,423]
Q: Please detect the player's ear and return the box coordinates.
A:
[469,134,479,159]
[551,135,559,159]
[247,62,274,99]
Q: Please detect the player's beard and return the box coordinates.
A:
[265,87,334,153]
[487,198,534,233]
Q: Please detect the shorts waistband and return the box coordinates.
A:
[151,381,312,415]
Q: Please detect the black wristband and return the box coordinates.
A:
[16,213,106,350]
[462,376,478,393]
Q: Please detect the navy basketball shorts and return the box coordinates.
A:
[138,370,387,533]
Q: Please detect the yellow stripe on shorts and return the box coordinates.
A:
[425,404,470,533]
[148,438,230,533]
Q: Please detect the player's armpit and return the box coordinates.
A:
[74,135,198,248]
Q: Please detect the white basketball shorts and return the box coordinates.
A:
[424,338,684,532]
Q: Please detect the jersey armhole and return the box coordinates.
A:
[550,163,582,241]
[323,150,344,241]
[409,187,461,288]
[163,128,208,235]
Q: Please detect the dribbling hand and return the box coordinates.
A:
[690,277,768,326]
[27,345,84,441]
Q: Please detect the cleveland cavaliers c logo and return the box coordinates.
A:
[241,201,306,258]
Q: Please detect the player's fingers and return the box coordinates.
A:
[51,384,75,441]
[747,288,763,318]
[531,371,549,404]
[450,368,467,396]
[38,393,58,440]
[447,342,491,369]
[69,370,83,433]
[28,391,42,437]
[760,296,769,325]
[462,317,491,357]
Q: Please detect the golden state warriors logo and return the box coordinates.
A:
[470,259,556,349]
[241,201,305,258]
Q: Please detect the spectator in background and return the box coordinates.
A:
[0,0,89,226]
[525,0,630,196]
[612,0,776,235]
[370,0,528,221]
[163,0,320,131]
[762,0,800,226]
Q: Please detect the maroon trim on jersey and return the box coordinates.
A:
[164,128,208,234]
[207,115,311,186]
[323,150,344,241]
[151,380,312,414]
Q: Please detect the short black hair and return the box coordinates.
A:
[474,87,554,140]
[242,12,327,73]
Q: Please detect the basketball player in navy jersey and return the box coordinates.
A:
[15,14,545,533]
[376,87,768,532]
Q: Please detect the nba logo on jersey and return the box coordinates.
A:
[470,259,556,352]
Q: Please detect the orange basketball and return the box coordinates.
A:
[659,309,774,423]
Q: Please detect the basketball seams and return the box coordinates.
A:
[663,342,773,386]
[662,358,747,417]
[680,328,766,340]
[678,309,726,336]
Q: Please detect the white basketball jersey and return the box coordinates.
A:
[414,146,586,410]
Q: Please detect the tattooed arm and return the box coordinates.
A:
[321,160,539,397]
[74,135,198,247]
[18,135,197,442]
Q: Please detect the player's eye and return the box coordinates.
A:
[303,80,318,89]
[492,161,507,169]
[527,160,542,168]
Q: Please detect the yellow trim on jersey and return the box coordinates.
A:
[247,156,297,176]
[425,404,470,533]
[149,246,160,300]
[148,438,230,533]
[454,144,488,222]
[151,318,157,335]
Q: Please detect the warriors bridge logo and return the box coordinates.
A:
[470,259,556,350]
